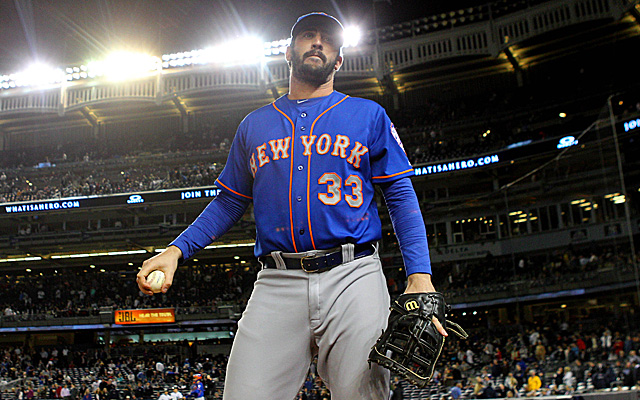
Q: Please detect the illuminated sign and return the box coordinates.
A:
[557,136,578,149]
[180,189,220,200]
[4,200,81,214]
[127,194,144,204]
[507,139,532,149]
[415,155,500,176]
[623,118,640,132]
[114,308,175,325]
[1,186,221,214]
[413,130,600,178]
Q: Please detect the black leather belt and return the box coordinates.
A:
[259,242,376,273]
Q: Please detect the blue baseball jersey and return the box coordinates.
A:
[216,91,414,257]
[189,381,204,398]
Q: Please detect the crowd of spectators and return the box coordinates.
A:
[427,321,640,400]
[2,81,637,206]
[0,120,231,205]
[0,121,230,170]
[1,264,256,323]
[380,243,638,312]
[432,245,638,299]
[393,86,640,167]
[1,243,636,330]
[0,160,223,205]
[1,313,639,400]
[0,344,229,400]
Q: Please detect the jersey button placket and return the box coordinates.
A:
[293,112,311,248]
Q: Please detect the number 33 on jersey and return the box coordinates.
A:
[215,91,414,257]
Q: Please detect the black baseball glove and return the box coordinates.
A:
[368,292,468,387]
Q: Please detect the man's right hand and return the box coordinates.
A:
[136,245,182,295]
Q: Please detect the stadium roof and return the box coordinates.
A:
[0,0,484,73]
[0,0,638,137]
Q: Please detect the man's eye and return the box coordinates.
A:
[303,32,314,38]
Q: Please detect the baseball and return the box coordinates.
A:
[147,270,165,293]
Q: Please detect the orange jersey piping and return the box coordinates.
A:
[371,168,414,180]
[215,179,253,199]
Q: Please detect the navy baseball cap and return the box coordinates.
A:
[290,12,344,47]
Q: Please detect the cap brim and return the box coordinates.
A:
[291,14,344,47]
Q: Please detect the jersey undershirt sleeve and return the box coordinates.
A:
[169,191,251,260]
[379,177,432,276]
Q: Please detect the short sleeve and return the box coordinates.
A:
[215,120,254,200]
[368,108,414,183]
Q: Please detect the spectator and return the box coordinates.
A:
[495,383,507,398]
[513,364,525,388]
[61,384,71,400]
[535,340,546,361]
[450,381,462,400]
[390,376,404,400]
[155,360,165,378]
[70,384,78,400]
[504,372,518,392]
[527,369,542,394]
[563,366,575,387]
[473,377,484,397]
[170,387,183,400]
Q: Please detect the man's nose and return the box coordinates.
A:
[311,34,324,50]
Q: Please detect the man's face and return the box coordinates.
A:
[288,28,342,85]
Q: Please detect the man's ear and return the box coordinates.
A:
[334,55,343,71]
[285,46,292,63]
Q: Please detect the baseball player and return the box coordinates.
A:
[137,12,446,400]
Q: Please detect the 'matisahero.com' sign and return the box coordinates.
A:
[2,186,221,215]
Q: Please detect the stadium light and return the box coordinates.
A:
[152,242,254,253]
[612,195,626,204]
[0,256,42,263]
[203,36,265,66]
[11,63,65,88]
[343,26,362,48]
[50,249,148,259]
[2,22,367,89]
[265,39,290,56]
[87,51,161,82]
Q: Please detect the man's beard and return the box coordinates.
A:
[290,48,338,86]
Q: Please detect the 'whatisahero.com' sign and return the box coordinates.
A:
[414,154,500,176]
[5,200,81,213]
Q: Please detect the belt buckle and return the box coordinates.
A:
[300,254,315,273]
[300,254,326,273]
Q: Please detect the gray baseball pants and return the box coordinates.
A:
[222,246,390,399]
